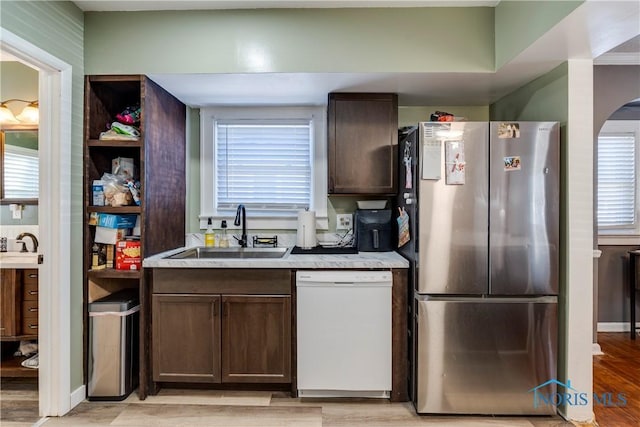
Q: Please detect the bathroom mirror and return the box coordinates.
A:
[1,125,38,204]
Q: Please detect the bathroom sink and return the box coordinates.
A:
[0,252,43,265]
[165,247,290,260]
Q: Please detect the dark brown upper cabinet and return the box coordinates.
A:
[328,93,398,195]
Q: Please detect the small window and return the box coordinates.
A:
[216,119,312,214]
[200,106,328,230]
[597,132,636,229]
[4,144,39,199]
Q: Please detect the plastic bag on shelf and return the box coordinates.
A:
[116,104,141,125]
[101,172,134,207]
[110,121,140,138]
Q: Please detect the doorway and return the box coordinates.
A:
[0,53,40,424]
[595,103,640,331]
[0,28,73,418]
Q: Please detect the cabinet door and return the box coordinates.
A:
[328,93,398,194]
[152,294,221,383]
[0,269,20,337]
[221,295,291,383]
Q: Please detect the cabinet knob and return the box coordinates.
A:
[29,290,38,296]
[28,273,38,279]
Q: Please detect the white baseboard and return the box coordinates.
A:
[597,322,640,332]
[70,385,86,409]
[592,343,604,355]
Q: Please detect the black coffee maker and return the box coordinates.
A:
[354,209,394,252]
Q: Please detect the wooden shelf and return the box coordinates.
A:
[87,206,141,214]
[84,75,187,400]
[0,355,38,378]
[87,139,141,147]
[88,269,141,280]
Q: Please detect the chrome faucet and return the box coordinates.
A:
[16,232,39,253]
[234,204,248,248]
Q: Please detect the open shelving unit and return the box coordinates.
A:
[83,75,186,400]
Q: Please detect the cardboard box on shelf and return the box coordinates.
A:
[106,244,115,268]
[95,213,138,229]
[95,227,130,245]
[116,240,141,271]
[91,243,107,270]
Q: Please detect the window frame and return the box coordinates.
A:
[1,127,39,204]
[199,106,328,231]
[597,119,640,244]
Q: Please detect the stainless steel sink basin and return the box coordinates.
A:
[165,247,290,259]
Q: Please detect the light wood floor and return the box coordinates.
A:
[2,333,638,427]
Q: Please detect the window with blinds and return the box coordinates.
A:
[597,132,636,228]
[3,145,39,199]
[215,119,312,214]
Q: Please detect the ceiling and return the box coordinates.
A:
[8,1,638,108]
[73,1,500,11]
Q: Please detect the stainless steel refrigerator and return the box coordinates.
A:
[397,121,559,415]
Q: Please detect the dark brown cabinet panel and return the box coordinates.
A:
[150,269,293,390]
[221,295,291,383]
[328,93,398,195]
[0,269,20,337]
[152,294,221,383]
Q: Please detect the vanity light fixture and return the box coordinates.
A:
[0,99,39,125]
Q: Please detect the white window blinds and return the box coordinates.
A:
[597,133,636,228]
[3,145,39,199]
[215,119,312,214]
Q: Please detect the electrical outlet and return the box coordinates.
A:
[336,214,353,230]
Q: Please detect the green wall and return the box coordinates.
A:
[0,61,39,226]
[1,0,85,391]
[490,62,568,122]
[84,8,495,74]
[495,1,582,69]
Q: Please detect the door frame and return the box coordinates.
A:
[1,28,74,416]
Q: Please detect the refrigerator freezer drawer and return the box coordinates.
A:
[415,299,557,415]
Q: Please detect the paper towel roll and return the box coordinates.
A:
[296,210,317,249]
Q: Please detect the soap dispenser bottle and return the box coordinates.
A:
[205,218,215,247]
[219,220,229,248]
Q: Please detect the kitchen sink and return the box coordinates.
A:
[165,247,290,259]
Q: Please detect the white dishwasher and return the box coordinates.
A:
[296,270,392,398]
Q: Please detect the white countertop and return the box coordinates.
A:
[143,247,409,269]
[0,252,43,269]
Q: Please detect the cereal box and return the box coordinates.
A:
[115,240,141,270]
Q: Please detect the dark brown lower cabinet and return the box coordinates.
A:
[0,269,20,337]
[152,294,221,383]
[151,293,291,385]
[221,295,291,383]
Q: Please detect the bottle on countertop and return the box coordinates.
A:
[219,220,229,248]
[204,217,215,247]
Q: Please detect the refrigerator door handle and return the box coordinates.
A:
[372,229,379,249]
[414,294,557,304]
